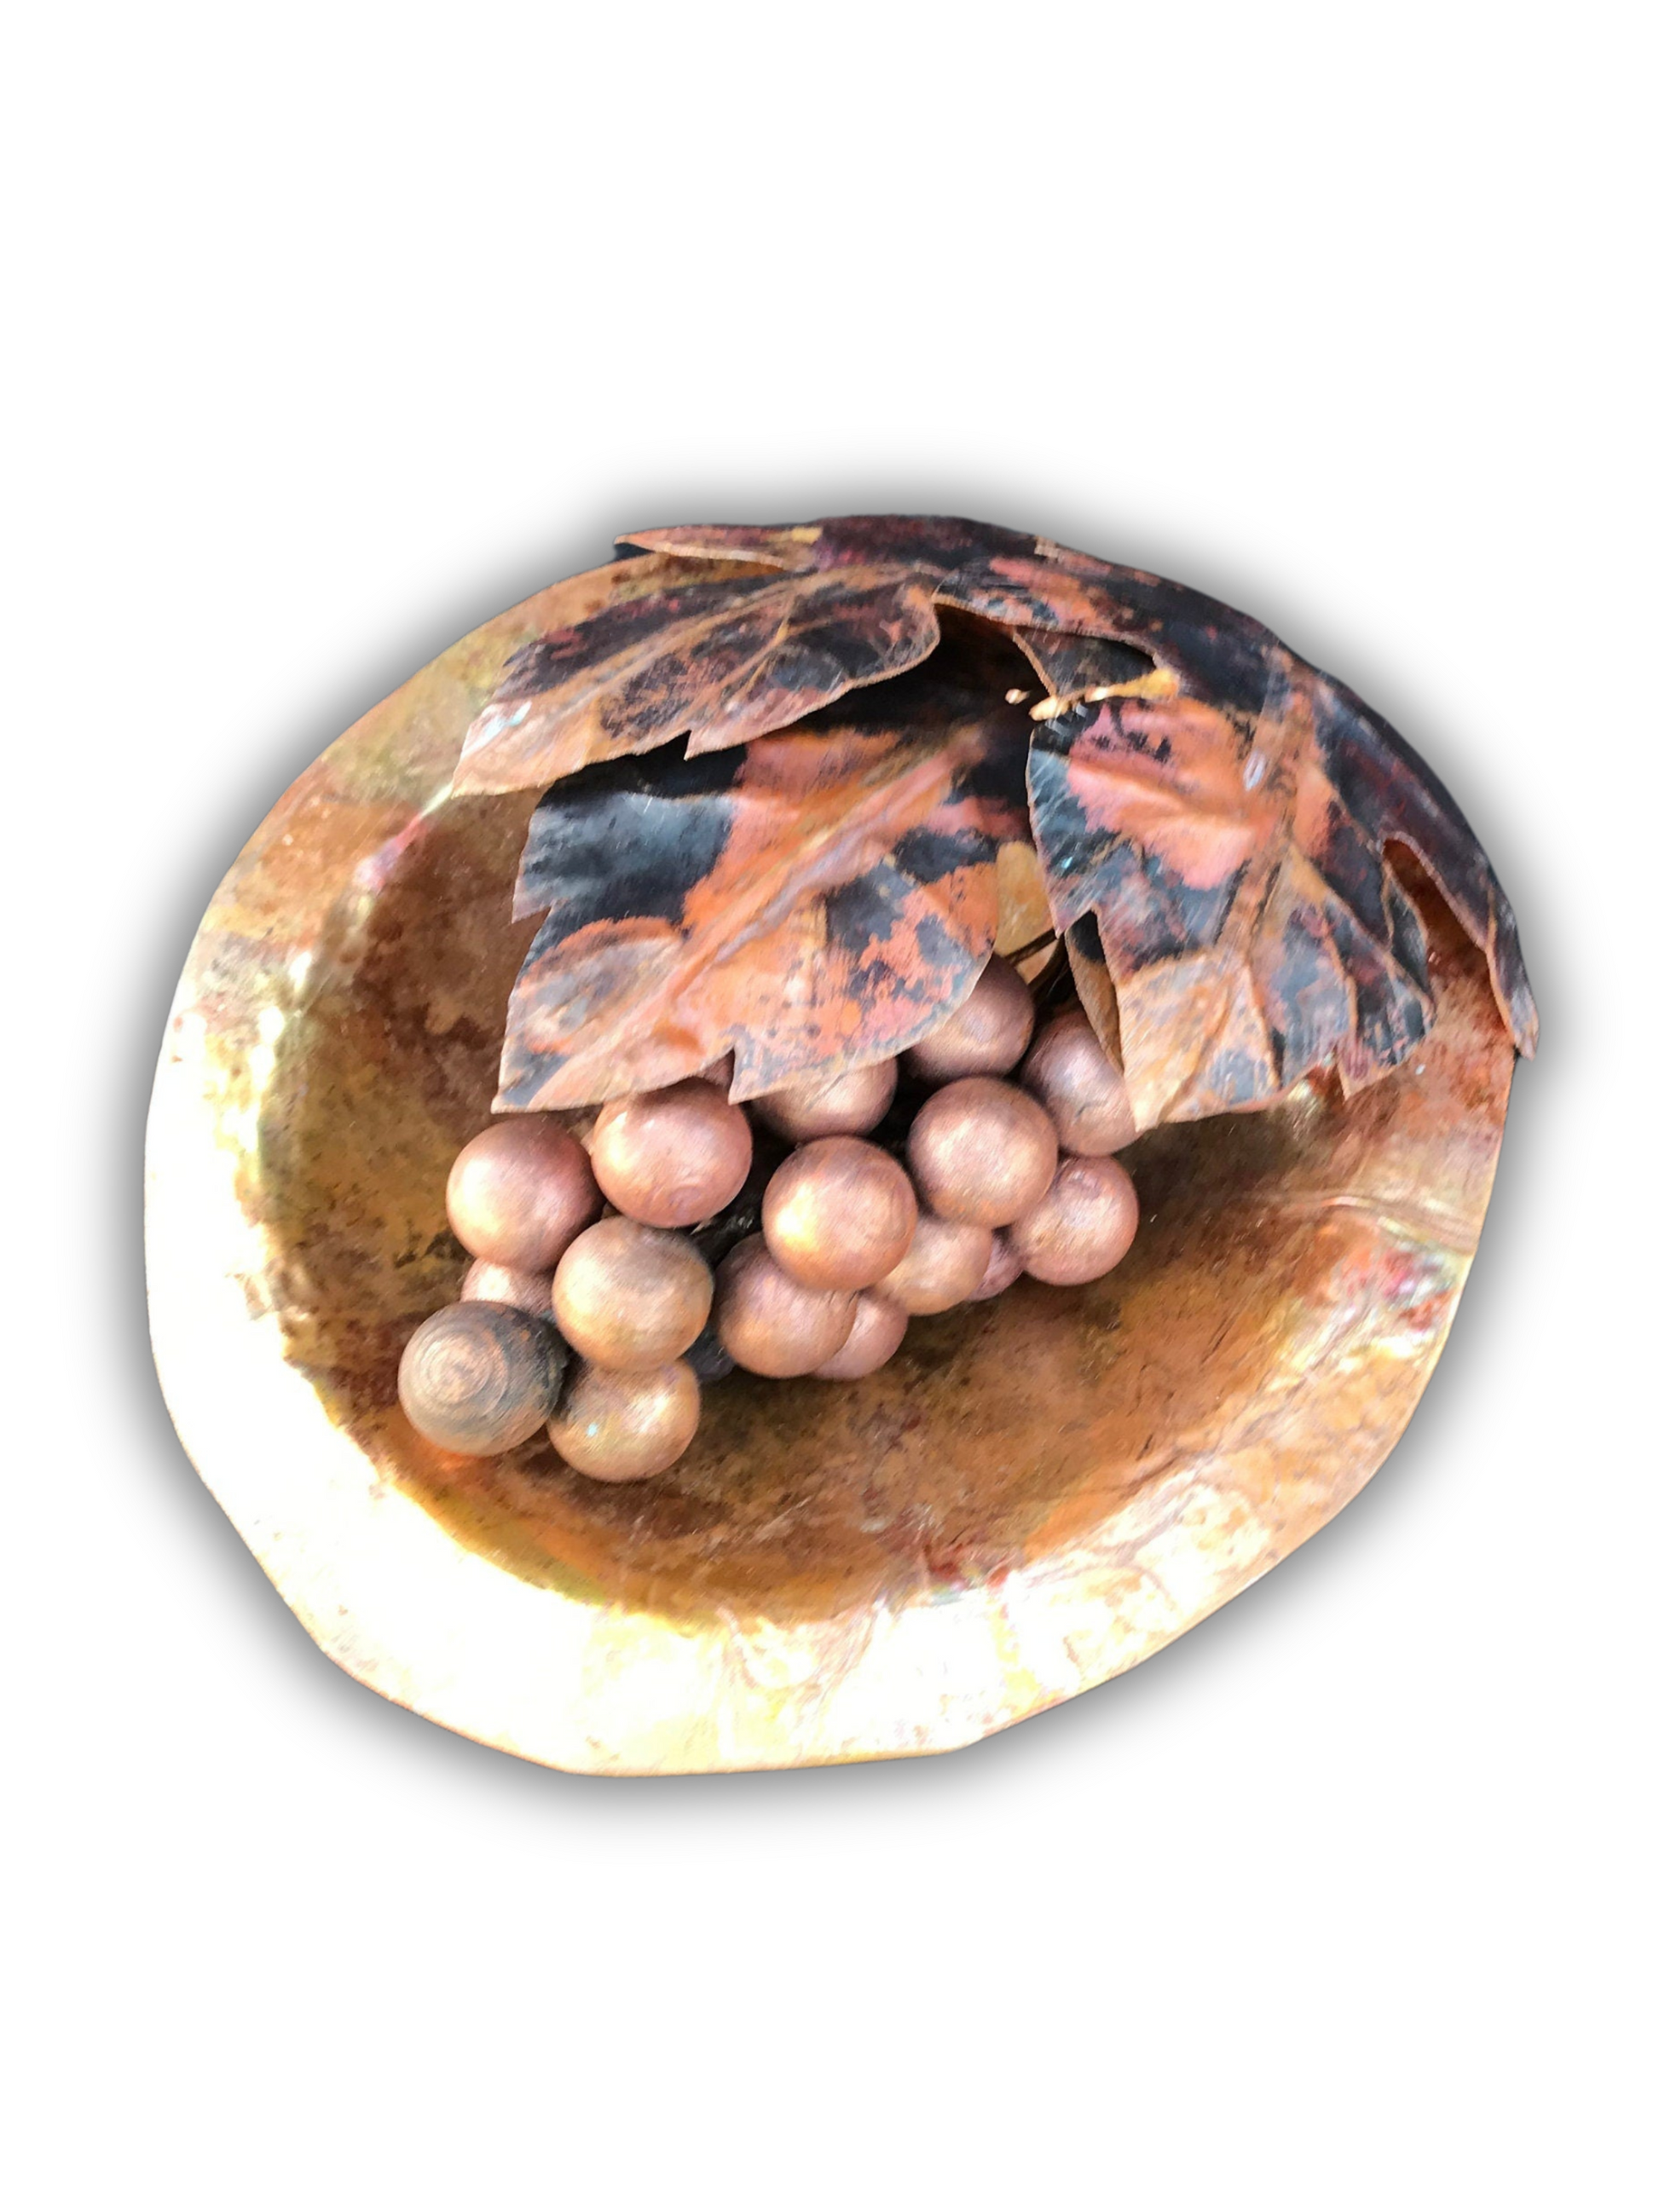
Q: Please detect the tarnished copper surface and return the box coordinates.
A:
[146,569,1517,1776]
[483,517,1535,1124]
[398,1302,563,1457]
[500,655,1029,1111]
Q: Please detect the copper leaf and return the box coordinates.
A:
[453,563,939,795]
[622,517,1536,1087]
[1026,649,1514,1124]
[497,663,1030,1111]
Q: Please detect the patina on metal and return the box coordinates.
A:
[462,518,1535,1129]
[146,553,1520,1776]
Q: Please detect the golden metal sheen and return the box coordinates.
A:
[761,1137,918,1291]
[146,564,1516,1776]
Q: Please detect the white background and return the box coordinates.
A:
[4,4,1652,2207]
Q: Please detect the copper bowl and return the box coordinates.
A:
[145,568,1516,1776]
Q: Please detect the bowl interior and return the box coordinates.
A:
[250,792,1511,1633]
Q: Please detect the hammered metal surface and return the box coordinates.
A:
[145,568,1516,1776]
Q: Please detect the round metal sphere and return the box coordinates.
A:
[398,1302,564,1457]
[874,1213,994,1314]
[751,1059,898,1141]
[902,956,1036,1081]
[761,1137,918,1291]
[549,1359,702,1481]
[460,1257,556,1317]
[906,1077,1059,1227]
[966,1231,1023,1303]
[589,1079,753,1228]
[552,1217,713,1370]
[1010,1154,1140,1285]
[446,1116,601,1270]
[1020,1009,1137,1155]
[714,1235,856,1377]
[812,1293,909,1379]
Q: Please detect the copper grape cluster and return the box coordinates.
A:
[398,955,1140,1481]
